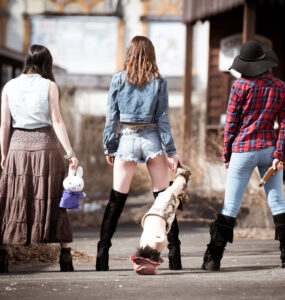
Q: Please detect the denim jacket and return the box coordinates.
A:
[103,71,176,156]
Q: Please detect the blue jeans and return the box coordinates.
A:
[222,146,285,217]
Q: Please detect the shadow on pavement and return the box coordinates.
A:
[157,264,280,275]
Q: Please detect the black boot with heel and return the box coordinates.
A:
[59,247,74,272]
[0,249,9,273]
[96,189,128,271]
[201,214,236,271]
[273,213,285,268]
[153,189,182,270]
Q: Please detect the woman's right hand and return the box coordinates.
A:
[1,155,6,169]
[272,158,283,171]
[106,155,115,168]
[69,156,79,170]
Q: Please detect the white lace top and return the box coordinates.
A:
[6,74,52,129]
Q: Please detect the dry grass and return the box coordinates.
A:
[5,244,96,265]
[6,244,60,265]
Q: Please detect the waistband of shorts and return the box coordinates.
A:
[119,123,157,134]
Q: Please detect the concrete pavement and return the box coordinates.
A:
[0,224,284,300]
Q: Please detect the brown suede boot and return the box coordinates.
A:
[201,214,236,271]
[273,213,285,268]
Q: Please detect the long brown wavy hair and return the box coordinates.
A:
[123,36,161,87]
[23,44,55,82]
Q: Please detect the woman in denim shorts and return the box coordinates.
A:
[96,36,183,271]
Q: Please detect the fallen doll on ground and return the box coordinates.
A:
[131,164,191,275]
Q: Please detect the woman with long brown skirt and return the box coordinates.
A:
[0,44,78,273]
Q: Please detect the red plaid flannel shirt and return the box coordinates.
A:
[222,74,285,163]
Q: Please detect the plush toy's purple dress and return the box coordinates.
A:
[59,190,84,209]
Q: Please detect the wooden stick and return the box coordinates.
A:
[259,166,276,187]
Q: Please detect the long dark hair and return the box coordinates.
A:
[123,36,161,87]
[23,44,55,81]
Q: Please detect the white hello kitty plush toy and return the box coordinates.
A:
[59,166,86,209]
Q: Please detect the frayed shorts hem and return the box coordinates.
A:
[115,150,165,164]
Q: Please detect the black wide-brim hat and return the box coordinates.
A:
[229,40,279,77]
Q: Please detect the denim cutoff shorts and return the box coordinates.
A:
[115,125,165,164]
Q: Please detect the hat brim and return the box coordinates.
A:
[229,49,278,77]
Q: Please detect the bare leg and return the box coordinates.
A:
[113,156,137,193]
[146,154,169,192]
[60,242,69,248]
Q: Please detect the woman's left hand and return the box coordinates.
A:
[167,154,183,174]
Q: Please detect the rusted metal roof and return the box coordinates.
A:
[183,0,285,24]
[0,46,25,64]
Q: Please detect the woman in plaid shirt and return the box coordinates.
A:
[201,40,285,271]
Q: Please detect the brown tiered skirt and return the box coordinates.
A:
[0,127,73,245]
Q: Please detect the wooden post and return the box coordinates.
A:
[181,23,193,163]
[0,0,8,47]
[141,0,148,37]
[117,19,124,71]
[0,17,7,46]
[242,0,256,43]
[142,21,148,37]
[23,15,31,53]
[0,0,7,11]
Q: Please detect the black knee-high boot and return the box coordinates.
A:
[0,249,9,273]
[153,189,182,270]
[96,189,128,271]
[273,213,285,268]
[201,214,236,271]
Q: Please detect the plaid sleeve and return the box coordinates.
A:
[273,92,285,161]
[222,84,242,163]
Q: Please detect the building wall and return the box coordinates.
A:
[6,0,25,51]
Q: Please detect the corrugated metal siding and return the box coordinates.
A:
[183,0,285,23]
